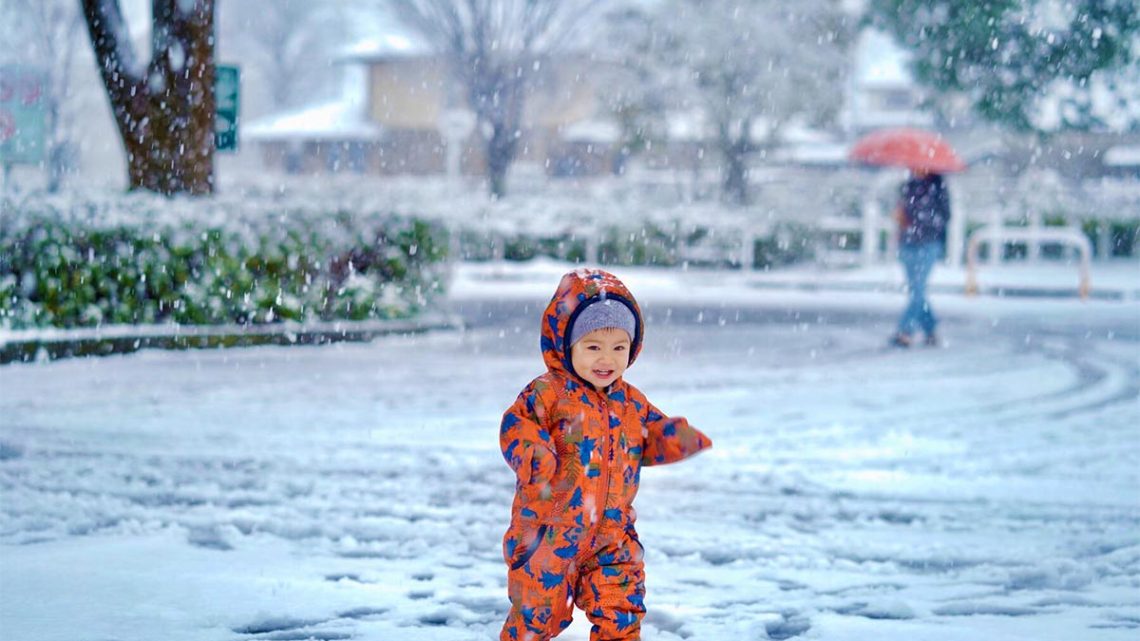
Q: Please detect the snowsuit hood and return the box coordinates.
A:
[540,268,644,383]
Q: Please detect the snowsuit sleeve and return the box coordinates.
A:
[640,398,712,466]
[500,385,558,485]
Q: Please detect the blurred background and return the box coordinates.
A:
[1,1,1136,281]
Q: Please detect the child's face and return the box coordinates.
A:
[570,328,631,389]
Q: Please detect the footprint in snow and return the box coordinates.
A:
[764,612,811,640]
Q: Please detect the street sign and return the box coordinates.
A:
[215,64,240,152]
[0,65,47,165]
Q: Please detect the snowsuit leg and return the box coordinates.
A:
[574,527,646,641]
[500,524,645,641]
[501,524,578,641]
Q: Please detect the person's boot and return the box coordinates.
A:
[889,332,913,348]
[924,333,940,347]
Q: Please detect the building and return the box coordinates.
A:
[840,29,933,135]
[244,31,606,178]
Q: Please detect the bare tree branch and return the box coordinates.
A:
[386,0,603,197]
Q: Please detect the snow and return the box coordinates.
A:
[560,118,622,144]
[1104,146,1140,168]
[771,142,849,166]
[2,260,1138,640]
[337,33,432,62]
[449,257,1140,305]
[842,28,935,132]
[243,101,383,143]
[666,110,709,142]
[854,29,911,89]
[168,41,186,72]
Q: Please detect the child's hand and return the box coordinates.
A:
[523,443,557,486]
[641,404,713,466]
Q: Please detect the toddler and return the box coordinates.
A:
[499,268,712,640]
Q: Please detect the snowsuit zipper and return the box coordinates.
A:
[596,393,613,530]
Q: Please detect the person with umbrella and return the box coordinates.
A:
[890,167,951,347]
[849,128,965,348]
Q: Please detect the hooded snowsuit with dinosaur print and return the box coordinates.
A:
[500,269,712,641]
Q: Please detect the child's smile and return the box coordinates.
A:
[570,328,631,390]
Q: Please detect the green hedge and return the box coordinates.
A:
[0,204,448,330]
[455,221,814,269]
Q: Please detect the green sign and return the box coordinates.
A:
[215,65,240,152]
[0,65,47,165]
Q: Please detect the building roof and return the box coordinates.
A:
[243,101,384,143]
[561,118,622,144]
[771,142,850,166]
[337,32,432,62]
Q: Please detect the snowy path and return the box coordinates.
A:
[1,302,1138,640]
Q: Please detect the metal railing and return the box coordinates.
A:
[965,225,1092,299]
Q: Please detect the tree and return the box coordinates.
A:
[867,0,1140,132]
[81,0,216,196]
[218,0,349,113]
[594,5,679,165]
[610,0,851,205]
[388,0,603,199]
[0,0,84,192]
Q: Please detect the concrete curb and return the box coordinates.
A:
[743,279,1136,301]
[0,313,465,365]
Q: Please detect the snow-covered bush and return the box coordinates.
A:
[0,197,448,329]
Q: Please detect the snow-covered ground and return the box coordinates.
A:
[1,261,1138,640]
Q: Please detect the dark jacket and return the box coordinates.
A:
[900,174,950,246]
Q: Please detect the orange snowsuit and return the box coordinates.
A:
[500,269,712,641]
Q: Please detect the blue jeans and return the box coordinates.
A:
[897,242,943,336]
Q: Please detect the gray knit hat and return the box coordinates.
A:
[569,299,637,346]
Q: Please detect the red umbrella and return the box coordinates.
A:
[849,127,966,173]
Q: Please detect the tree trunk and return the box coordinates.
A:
[45,97,64,193]
[486,121,518,200]
[81,0,215,196]
[720,130,751,206]
[390,0,602,201]
[467,64,526,199]
[46,144,66,193]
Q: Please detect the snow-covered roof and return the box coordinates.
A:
[243,101,384,143]
[851,109,935,131]
[750,118,839,145]
[337,32,432,62]
[560,119,622,144]
[771,142,850,166]
[781,122,837,145]
[660,112,842,149]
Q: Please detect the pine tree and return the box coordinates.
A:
[867,0,1139,132]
